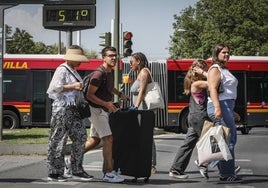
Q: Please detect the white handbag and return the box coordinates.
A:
[144,69,165,110]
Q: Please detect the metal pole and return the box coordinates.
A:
[66,30,72,50]
[190,31,203,59]
[0,4,16,141]
[58,31,61,54]
[76,30,81,46]
[114,0,120,102]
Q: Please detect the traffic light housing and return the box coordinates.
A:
[123,31,133,57]
[99,32,111,47]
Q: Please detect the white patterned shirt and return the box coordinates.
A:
[47,63,82,106]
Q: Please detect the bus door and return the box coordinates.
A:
[233,72,247,125]
[3,70,31,128]
[246,72,268,126]
[31,70,52,125]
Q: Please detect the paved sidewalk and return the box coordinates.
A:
[0,155,46,173]
[0,128,168,174]
[0,143,47,155]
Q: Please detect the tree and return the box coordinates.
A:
[85,49,98,59]
[5,25,99,56]
[6,27,35,54]
[169,0,268,59]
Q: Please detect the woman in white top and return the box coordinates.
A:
[207,43,242,183]
[46,45,92,182]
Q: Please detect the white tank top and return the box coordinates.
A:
[208,64,238,102]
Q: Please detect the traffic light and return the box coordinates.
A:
[123,31,133,57]
[99,32,111,47]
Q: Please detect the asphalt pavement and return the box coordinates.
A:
[0,128,167,174]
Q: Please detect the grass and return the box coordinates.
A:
[0,128,91,144]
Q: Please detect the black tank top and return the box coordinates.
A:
[189,89,208,116]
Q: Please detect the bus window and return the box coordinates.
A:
[246,72,268,126]
[261,75,268,102]
[168,71,188,103]
[168,71,176,102]
[3,70,30,101]
[233,72,246,124]
[247,72,267,102]
[176,72,188,102]
[32,71,48,123]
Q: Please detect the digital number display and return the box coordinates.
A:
[43,5,96,31]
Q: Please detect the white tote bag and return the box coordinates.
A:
[196,125,233,166]
[145,81,165,110]
[144,69,165,110]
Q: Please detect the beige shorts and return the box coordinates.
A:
[89,106,112,138]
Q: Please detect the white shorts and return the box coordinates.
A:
[89,106,112,138]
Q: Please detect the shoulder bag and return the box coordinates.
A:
[61,65,91,119]
[144,69,165,110]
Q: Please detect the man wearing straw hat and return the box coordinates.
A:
[46,45,93,182]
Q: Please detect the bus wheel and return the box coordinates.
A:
[3,110,20,129]
[179,110,189,134]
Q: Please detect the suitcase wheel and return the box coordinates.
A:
[144,177,150,183]
[131,177,149,183]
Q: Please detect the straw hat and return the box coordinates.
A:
[64,48,88,62]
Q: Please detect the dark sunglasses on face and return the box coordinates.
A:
[106,54,117,58]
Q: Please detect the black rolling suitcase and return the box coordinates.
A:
[109,109,155,182]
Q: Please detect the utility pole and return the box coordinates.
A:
[178,28,204,59]
[114,0,120,102]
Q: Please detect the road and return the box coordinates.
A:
[0,127,267,188]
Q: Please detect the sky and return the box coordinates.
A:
[4,0,198,60]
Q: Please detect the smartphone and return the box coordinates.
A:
[113,102,120,108]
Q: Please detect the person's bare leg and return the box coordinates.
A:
[102,135,113,173]
[84,137,101,153]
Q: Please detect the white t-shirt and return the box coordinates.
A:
[208,64,238,102]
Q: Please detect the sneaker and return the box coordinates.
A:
[194,160,209,179]
[169,169,188,179]
[151,165,157,174]
[72,171,93,182]
[235,165,241,174]
[199,166,209,179]
[64,156,72,178]
[48,174,68,182]
[219,175,243,183]
[103,170,124,183]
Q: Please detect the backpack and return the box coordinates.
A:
[82,67,107,102]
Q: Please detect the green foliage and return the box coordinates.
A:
[6,27,35,54]
[5,25,98,56]
[85,49,98,59]
[1,128,91,144]
[1,128,50,144]
[169,0,268,59]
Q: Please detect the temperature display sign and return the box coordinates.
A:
[43,5,96,31]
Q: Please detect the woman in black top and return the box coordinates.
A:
[169,59,208,179]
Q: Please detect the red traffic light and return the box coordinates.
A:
[124,32,133,40]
